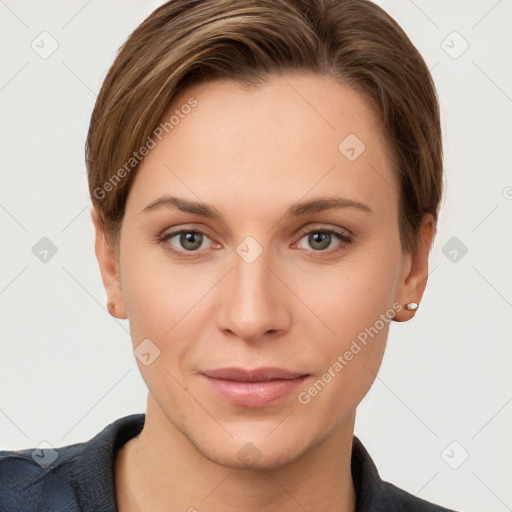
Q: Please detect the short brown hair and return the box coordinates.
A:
[86,0,443,254]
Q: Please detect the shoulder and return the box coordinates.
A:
[352,436,460,512]
[379,480,458,511]
[0,442,85,511]
[0,413,145,512]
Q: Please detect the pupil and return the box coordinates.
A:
[310,232,330,250]
[181,232,202,250]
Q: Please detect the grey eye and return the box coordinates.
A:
[307,232,332,251]
[170,231,205,251]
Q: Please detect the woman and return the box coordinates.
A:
[0,0,457,510]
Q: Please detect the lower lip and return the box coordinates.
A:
[202,375,308,408]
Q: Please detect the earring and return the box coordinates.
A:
[405,302,418,311]
[107,301,117,316]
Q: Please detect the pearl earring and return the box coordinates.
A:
[405,302,418,311]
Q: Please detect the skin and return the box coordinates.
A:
[92,73,434,511]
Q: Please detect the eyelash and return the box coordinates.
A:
[156,226,353,259]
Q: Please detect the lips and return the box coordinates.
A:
[202,367,307,381]
[200,367,309,408]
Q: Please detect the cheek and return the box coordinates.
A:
[297,331,387,429]
[119,242,219,361]
[292,239,401,404]
[119,240,176,340]
[119,256,206,402]
[296,269,395,418]
[294,241,402,342]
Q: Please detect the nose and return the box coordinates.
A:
[216,246,291,342]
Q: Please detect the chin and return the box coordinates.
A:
[194,436,311,471]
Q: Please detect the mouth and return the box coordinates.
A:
[200,367,310,408]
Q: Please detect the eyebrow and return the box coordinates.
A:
[141,195,372,220]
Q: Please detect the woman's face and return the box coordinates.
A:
[96,73,431,469]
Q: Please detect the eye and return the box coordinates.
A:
[159,229,215,257]
[157,226,353,259]
[295,227,352,254]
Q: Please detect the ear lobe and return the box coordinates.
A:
[90,207,127,319]
[393,214,435,322]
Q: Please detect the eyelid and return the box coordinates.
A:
[157,223,216,241]
[294,222,354,239]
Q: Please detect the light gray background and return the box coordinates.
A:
[1,1,511,511]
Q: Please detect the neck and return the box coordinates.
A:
[115,397,357,512]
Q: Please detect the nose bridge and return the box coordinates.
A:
[217,240,288,340]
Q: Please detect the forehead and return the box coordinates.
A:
[126,73,399,220]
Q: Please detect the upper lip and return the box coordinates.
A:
[201,367,308,382]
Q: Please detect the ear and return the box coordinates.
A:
[393,214,436,322]
[91,207,127,319]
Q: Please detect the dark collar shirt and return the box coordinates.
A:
[0,413,458,511]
